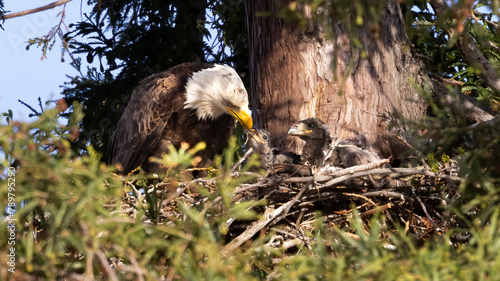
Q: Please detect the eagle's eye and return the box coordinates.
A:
[263,135,268,140]
[307,123,315,128]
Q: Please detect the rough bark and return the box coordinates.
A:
[245,0,428,159]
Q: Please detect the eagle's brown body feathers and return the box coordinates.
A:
[108,63,241,173]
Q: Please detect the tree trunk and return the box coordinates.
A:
[245,0,427,159]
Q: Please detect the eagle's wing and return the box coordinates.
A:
[108,72,184,173]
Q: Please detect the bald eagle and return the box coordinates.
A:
[108,62,256,173]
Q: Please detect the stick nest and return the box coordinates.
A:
[121,155,465,253]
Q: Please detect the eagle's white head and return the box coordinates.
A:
[184,64,253,130]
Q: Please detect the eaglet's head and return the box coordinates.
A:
[184,64,253,130]
[287,117,331,142]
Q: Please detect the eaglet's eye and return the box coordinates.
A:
[307,122,315,128]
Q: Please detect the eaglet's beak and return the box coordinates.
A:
[247,128,265,144]
[287,123,312,136]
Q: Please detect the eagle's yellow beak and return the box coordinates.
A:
[227,107,265,144]
[227,107,253,131]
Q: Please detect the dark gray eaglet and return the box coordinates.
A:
[247,128,300,168]
[288,118,386,168]
[288,118,332,167]
[328,136,387,168]
[247,128,308,175]
[108,62,259,173]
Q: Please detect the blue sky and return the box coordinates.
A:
[0,1,224,123]
[0,0,91,121]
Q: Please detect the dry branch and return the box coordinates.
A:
[360,203,393,218]
[230,147,254,173]
[278,166,462,189]
[221,182,310,255]
[3,0,72,19]
[332,167,461,185]
[95,249,120,281]
[281,158,390,184]
[428,77,494,123]
[415,195,439,230]
[363,190,414,203]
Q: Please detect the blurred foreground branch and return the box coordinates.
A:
[3,0,72,20]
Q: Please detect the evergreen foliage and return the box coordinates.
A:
[405,0,500,110]
[1,0,500,279]
[0,0,5,29]
[2,107,500,280]
[62,0,217,153]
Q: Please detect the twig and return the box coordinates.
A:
[263,237,304,249]
[230,171,263,178]
[270,182,311,226]
[343,192,376,205]
[84,249,94,279]
[488,40,500,53]
[298,191,339,206]
[212,178,270,205]
[471,11,499,28]
[95,249,120,281]
[281,158,390,184]
[360,203,393,218]
[427,71,464,86]
[80,221,118,281]
[234,180,270,194]
[231,147,254,173]
[362,190,414,204]
[321,167,462,188]
[176,177,216,188]
[344,232,361,240]
[164,187,187,204]
[38,97,44,113]
[18,99,41,117]
[327,158,390,177]
[415,196,439,230]
[3,0,72,19]
[221,181,310,255]
[113,264,146,280]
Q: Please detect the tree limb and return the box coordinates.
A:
[426,71,464,86]
[488,41,500,54]
[428,76,494,123]
[3,0,72,20]
[429,0,500,93]
[314,167,463,189]
[280,158,391,184]
[458,34,500,93]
